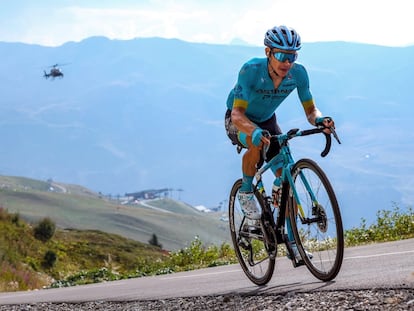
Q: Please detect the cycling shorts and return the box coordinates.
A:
[224,109,282,160]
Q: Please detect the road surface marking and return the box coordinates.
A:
[345,249,414,260]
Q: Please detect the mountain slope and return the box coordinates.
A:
[0,175,228,250]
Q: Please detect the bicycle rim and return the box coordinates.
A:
[228,179,275,285]
[288,159,344,281]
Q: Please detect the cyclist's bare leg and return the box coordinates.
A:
[242,140,261,176]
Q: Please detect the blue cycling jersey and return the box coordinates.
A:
[226,57,315,124]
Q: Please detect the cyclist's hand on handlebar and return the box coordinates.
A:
[316,117,335,134]
[251,128,270,147]
[323,118,335,135]
[316,116,341,144]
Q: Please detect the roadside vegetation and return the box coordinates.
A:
[0,204,413,292]
[344,204,414,246]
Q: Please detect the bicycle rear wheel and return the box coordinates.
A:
[228,179,275,285]
[288,158,344,281]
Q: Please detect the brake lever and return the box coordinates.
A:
[330,127,341,144]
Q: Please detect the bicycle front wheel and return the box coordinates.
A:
[288,158,344,281]
[228,179,275,286]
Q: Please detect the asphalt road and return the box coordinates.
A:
[1,238,413,305]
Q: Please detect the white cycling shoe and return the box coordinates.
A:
[238,192,261,220]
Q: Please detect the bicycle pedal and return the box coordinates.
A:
[238,239,250,251]
[292,259,305,268]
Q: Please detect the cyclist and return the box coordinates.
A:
[225,25,334,259]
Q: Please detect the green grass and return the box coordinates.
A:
[0,208,171,291]
[0,176,51,192]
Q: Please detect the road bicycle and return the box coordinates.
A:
[228,122,343,285]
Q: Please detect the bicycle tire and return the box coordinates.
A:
[228,179,275,285]
[288,158,344,281]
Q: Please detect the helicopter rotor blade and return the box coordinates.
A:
[47,63,70,68]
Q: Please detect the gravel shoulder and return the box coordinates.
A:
[1,288,413,310]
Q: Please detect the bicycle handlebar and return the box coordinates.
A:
[295,126,341,157]
[264,125,341,158]
[321,132,332,157]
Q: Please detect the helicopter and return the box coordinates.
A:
[43,63,66,79]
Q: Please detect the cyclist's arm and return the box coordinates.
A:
[230,60,270,144]
[231,104,257,136]
[294,65,335,133]
[230,64,258,137]
[231,106,270,146]
[294,64,322,125]
[302,99,322,126]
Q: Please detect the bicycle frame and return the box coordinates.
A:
[253,129,328,244]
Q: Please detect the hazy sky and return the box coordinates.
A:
[1,0,413,47]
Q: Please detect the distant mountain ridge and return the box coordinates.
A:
[0,37,413,229]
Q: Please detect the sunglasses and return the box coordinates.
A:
[273,51,298,63]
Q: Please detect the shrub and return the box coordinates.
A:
[33,217,56,242]
[42,250,57,269]
[148,233,162,248]
[11,213,20,226]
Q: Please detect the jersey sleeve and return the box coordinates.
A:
[232,62,254,110]
[295,64,313,103]
[295,64,322,124]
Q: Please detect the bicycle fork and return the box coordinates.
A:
[273,180,306,268]
[289,169,329,239]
